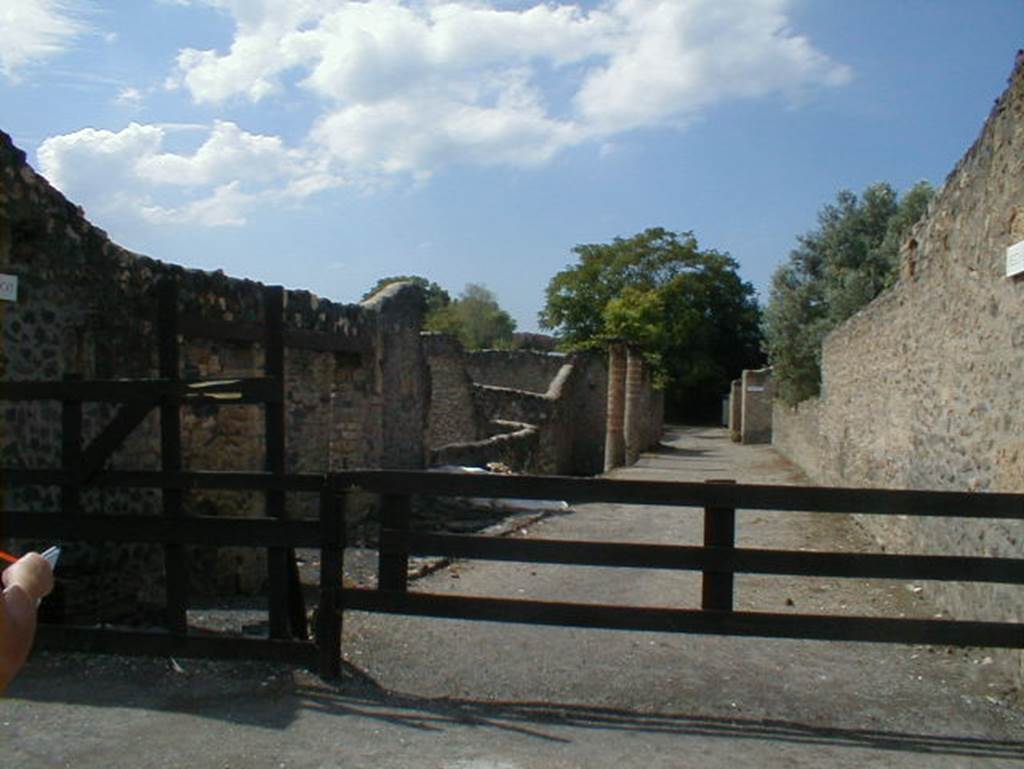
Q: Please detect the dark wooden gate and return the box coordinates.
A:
[0,278,350,674]
[332,470,1024,651]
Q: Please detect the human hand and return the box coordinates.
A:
[3,553,54,603]
[0,553,54,691]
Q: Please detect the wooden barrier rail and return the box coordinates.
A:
[334,470,1024,655]
[2,465,1023,679]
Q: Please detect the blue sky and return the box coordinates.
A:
[1,1,1021,332]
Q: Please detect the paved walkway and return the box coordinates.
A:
[3,426,1023,768]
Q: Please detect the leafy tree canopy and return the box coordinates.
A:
[763,181,933,404]
[426,283,517,350]
[363,276,516,350]
[540,227,763,419]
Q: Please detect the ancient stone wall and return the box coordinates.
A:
[740,367,773,444]
[772,58,1024,680]
[464,350,568,393]
[423,333,485,451]
[0,129,427,619]
[423,335,648,476]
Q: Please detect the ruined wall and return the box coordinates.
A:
[423,333,485,451]
[423,336,641,476]
[570,351,610,475]
[0,129,426,620]
[465,350,568,393]
[772,58,1024,679]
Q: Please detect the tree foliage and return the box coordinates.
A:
[540,227,763,419]
[763,181,933,404]
[426,283,517,350]
[363,276,515,349]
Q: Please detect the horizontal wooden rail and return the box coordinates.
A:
[0,511,321,548]
[341,589,1024,648]
[340,470,1024,519]
[3,469,326,492]
[35,625,318,665]
[0,378,282,404]
[401,531,1024,584]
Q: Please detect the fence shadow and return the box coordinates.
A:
[286,662,1024,761]
[9,654,1024,761]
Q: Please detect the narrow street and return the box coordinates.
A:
[4,426,1023,768]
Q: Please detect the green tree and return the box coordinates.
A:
[427,283,517,350]
[540,227,763,419]
[763,181,933,404]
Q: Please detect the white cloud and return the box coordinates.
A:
[163,0,849,183]
[37,121,342,226]
[114,86,144,107]
[574,0,853,133]
[32,0,851,227]
[0,0,89,79]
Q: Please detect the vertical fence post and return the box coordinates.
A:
[317,476,344,679]
[701,479,736,612]
[263,285,309,639]
[60,373,82,514]
[378,494,410,592]
[264,285,288,638]
[158,279,188,636]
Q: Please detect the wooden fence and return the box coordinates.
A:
[1,467,1023,679]
[1,274,1022,678]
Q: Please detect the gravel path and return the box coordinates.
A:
[3,426,1023,768]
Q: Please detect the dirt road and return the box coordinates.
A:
[4,426,1023,768]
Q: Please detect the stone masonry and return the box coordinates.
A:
[0,129,427,621]
[772,56,1024,683]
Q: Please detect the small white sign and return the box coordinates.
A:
[1007,240,1024,278]
[746,385,765,392]
[0,274,17,302]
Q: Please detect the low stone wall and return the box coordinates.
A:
[771,58,1024,683]
[430,420,539,471]
[465,349,568,393]
[423,337,652,476]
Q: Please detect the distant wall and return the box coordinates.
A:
[423,333,484,450]
[772,58,1024,681]
[465,349,568,393]
[740,367,773,444]
[424,337,656,476]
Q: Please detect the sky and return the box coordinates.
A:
[1,1,1021,332]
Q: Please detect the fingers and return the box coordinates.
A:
[2,553,55,603]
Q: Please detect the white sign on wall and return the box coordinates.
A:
[0,274,17,302]
[1007,240,1024,278]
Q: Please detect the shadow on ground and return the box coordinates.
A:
[288,663,1024,761]
[14,654,1020,762]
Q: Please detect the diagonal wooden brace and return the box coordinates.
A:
[78,398,158,483]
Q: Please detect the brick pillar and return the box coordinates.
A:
[604,342,627,472]
[623,345,644,465]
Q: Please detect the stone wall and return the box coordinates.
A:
[772,58,1024,680]
[740,367,773,444]
[465,350,568,393]
[423,333,485,450]
[424,336,653,476]
[0,129,427,620]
